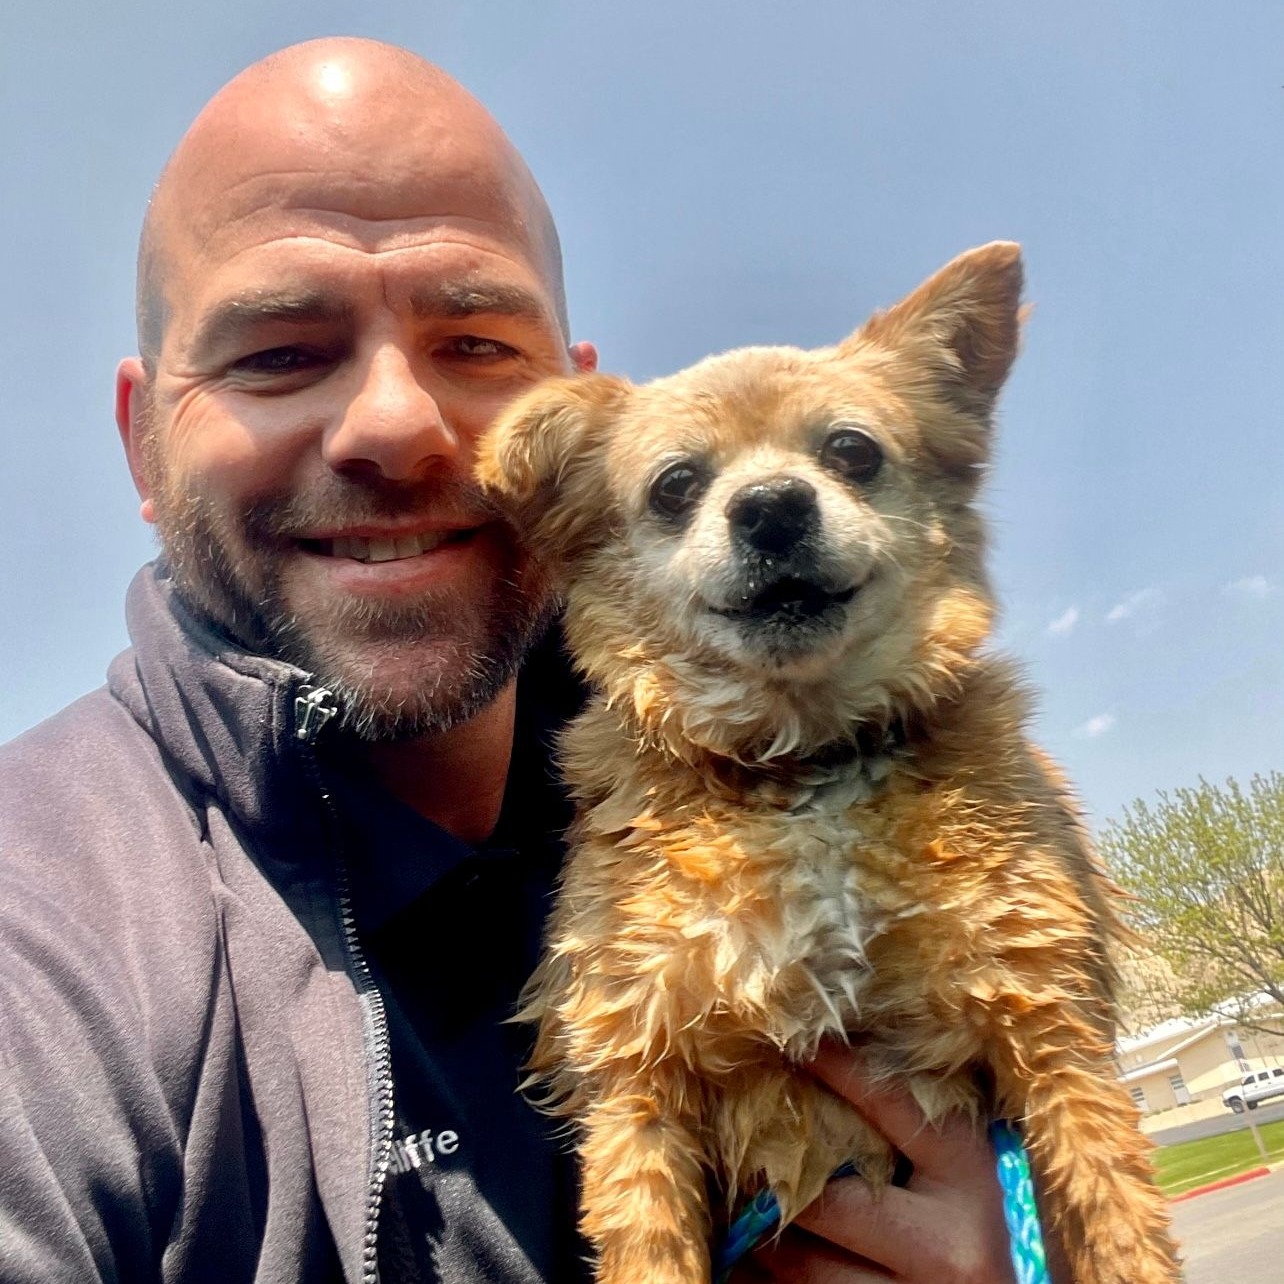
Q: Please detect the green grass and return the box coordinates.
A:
[1153,1117,1284,1196]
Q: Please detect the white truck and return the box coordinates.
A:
[1222,1064,1284,1113]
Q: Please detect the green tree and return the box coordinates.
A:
[1099,773,1284,1036]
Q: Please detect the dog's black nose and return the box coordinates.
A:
[725,478,818,555]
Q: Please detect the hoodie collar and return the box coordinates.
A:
[108,562,328,851]
[107,562,585,865]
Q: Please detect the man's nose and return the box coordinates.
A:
[322,343,459,481]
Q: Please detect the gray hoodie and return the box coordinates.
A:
[1,565,393,1283]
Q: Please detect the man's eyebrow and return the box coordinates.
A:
[407,280,551,324]
[186,290,356,361]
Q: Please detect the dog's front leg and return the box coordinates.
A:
[577,1065,711,1284]
[993,1026,1181,1284]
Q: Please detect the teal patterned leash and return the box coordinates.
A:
[989,1120,1050,1284]
[711,1183,786,1282]
[712,1122,1048,1283]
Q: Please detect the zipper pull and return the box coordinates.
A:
[295,684,340,744]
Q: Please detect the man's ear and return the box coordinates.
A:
[844,241,1024,417]
[476,372,631,567]
[116,357,157,524]
[569,340,599,373]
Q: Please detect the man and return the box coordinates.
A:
[0,38,1022,1283]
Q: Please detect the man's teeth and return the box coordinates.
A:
[328,532,450,562]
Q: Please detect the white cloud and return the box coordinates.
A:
[1046,606,1080,637]
[1223,575,1273,600]
[1074,712,1116,739]
[1106,587,1164,624]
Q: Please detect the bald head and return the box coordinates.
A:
[136,38,567,370]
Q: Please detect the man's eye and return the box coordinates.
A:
[232,346,326,375]
[442,335,518,361]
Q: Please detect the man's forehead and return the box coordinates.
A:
[173,209,553,316]
[155,149,557,350]
[172,132,537,252]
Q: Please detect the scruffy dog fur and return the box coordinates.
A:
[476,244,1180,1283]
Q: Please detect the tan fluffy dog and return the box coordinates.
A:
[476,243,1180,1284]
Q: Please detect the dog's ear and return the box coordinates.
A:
[842,242,1024,472]
[476,372,631,567]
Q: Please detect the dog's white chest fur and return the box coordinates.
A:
[712,770,890,1060]
[767,818,871,1056]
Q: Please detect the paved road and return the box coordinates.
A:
[1151,1099,1284,1146]
[1169,1168,1284,1280]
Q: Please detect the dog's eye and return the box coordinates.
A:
[649,463,705,520]
[820,428,883,483]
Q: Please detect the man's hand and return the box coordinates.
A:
[733,1044,1018,1283]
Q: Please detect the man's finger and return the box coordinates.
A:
[792,1169,1018,1284]
[808,1043,987,1180]
[747,1224,895,1283]
[790,1176,938,1279]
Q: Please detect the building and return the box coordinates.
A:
[1116,1014,1284,1115]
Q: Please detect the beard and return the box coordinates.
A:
[146,452,556,742]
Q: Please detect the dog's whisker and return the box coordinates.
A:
[879,512,936,535]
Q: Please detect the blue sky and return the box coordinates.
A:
[3,1,1281,827]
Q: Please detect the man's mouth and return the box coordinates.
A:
[300,529,477,564]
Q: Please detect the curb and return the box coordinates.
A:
[1169,1166,1270,1203]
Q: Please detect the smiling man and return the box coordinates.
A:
[120,42,595,825]
[0,38,1025,1284]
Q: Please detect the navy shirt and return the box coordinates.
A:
[338,638,592,1283]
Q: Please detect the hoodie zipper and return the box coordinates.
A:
[295,683,395,1284]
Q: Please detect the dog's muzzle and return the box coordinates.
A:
[714,575,857,624]
[714,479,859,630]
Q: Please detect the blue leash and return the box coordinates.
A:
[712,1121,1049,1283]
[990,1120,1050,1284]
